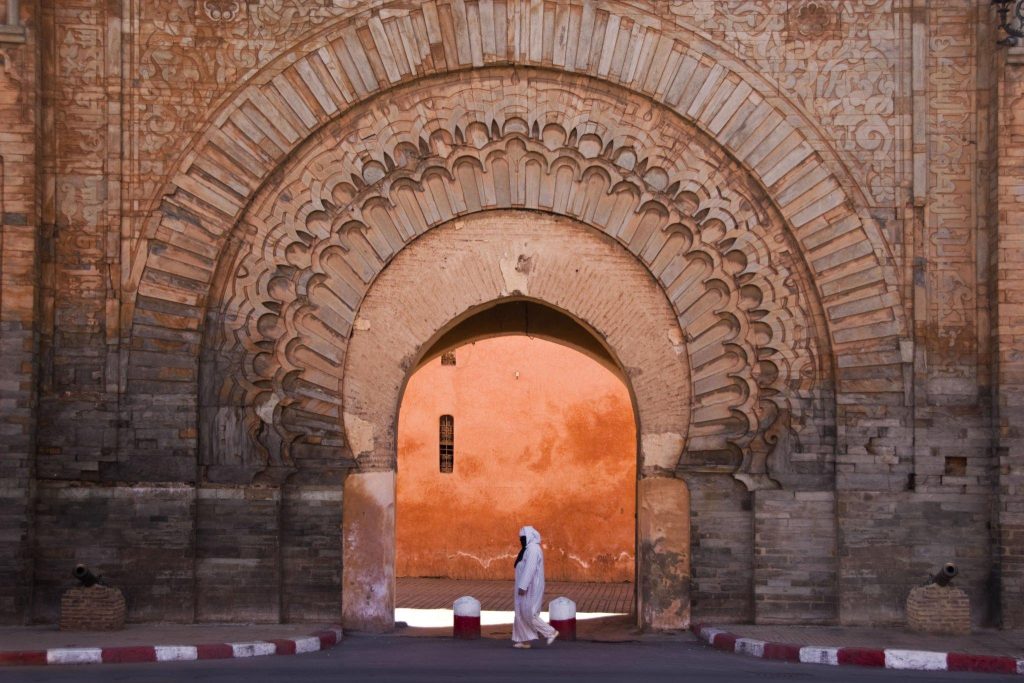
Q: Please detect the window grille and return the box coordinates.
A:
[441,351,456,366]
[439,415,454,473]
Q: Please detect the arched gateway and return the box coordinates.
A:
[123,1,909,631]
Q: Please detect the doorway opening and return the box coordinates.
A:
[394,302,638,629]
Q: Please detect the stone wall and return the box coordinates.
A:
[0,0,1020,629]
[32,484,195,624]
[996,45,1024,629]
[0,3,37,624]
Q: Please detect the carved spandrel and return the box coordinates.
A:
[198,72,833,486]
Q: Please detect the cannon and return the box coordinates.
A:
[72,564,102,588]
[928,562,958,587]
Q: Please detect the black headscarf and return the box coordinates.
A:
[513,535,527,567]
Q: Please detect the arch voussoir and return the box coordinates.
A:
[190,70,834,493]
[131,0,905,356]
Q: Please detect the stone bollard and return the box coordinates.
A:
[453,596,481,640]
[549,597,576,641]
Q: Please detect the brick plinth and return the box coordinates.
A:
[60,586,126,631]
[906,585,970,636]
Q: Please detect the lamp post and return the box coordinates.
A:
[994,0,1024,46]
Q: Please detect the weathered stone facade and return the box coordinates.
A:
[0,0,1021,630]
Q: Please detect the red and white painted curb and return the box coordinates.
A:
[0,627,342,667]
[692,624,1024,676]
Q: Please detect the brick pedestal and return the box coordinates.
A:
[60,586,126,631]
[906,584,970,635]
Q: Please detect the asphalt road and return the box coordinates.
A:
[0,635,1018,682]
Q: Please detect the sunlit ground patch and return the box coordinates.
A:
[395,608,624,628]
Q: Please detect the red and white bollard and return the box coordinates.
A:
[453,596,481,640]
[548,597,576,641]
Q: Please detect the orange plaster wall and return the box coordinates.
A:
[396,336,637,583]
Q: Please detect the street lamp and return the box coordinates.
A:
[994,0,1024,46]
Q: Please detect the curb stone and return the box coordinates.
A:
[0,627,342,667]
[692,624,1022,676]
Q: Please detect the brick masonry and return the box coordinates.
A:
[59,586,126,631]
[906,584,971,636]
[0,0,1020,630]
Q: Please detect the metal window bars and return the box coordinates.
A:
[439,415,454,473]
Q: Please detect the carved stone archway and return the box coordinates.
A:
[340,211,691,631]
[200,68,833,494]
[125,2,913,630]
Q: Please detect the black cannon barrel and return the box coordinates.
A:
[73,564,100,587]
[930,562,958,587]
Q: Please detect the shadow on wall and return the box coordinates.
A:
[396,336,637,583]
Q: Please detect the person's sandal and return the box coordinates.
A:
[513,642,531,649]
[546,631,559,645]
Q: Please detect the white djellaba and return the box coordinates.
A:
[512,525,559,648]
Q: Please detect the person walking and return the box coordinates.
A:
[512,525,559,649]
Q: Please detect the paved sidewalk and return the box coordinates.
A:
[396,577,634,612]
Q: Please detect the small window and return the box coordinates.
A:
[441,351,456,366]
[439,415,454,473]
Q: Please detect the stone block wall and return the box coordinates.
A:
[0,0,1020,629]
[838,491,993,627]
[194,484,344,624]
[685,473,753,623]
[281,487,344,623]
[753,491,838,625]
[196,487,280,623]
[0,3,38,624]
[996,46,1024,629]
[32,484,195,623]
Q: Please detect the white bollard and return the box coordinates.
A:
[453,596,481,640]
[548,596,576,641]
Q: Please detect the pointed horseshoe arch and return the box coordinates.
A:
[121,0,912,632]
[340,211,691,630]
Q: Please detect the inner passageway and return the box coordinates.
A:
[395,331,638,618]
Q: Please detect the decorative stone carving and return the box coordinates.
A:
[199,71,834,488]
[200,0,241,22]
[128,0,902,266]
[786,1,841,42]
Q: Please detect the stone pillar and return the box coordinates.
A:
[637,476,690,630]
[996,46,1024,629]
[341,470,395,632]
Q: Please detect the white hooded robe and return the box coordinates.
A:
[512,525,558,643]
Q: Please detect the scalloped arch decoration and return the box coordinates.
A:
[127,0,911,487]
[199,70,835,488]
